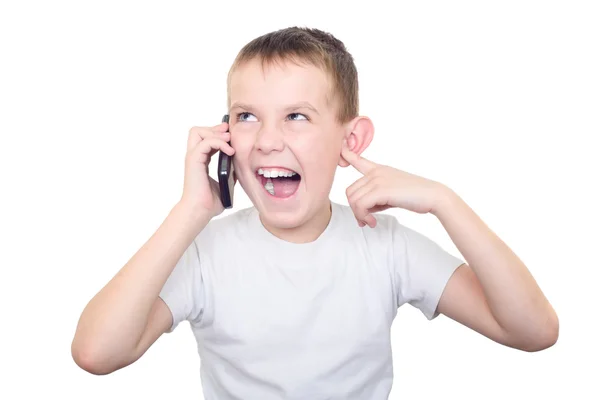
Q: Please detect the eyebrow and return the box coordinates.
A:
[285,102,320,115]
[230,101,320,115]
[229,102,256,113]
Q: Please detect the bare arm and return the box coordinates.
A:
[338,143,558,351]
[434,187,559,352]
[71,121,234,374]
[71,203,211,375]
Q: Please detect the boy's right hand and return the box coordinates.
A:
[179,121,235,219]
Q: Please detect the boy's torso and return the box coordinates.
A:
[190,203,401,399]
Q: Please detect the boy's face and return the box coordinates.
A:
[228,59,350,233]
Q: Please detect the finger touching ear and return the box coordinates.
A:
[339,116,374,167]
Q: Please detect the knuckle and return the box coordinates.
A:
[190,126,211,138]
[356,197,369,211]
[204,138,219,150]
[355,196,364,208]
[347,191,356,203]
[209,137,226,150]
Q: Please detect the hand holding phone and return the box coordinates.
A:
[180,116,234,220]
[217,114,235,209]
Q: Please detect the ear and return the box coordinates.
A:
[338,116,374,167]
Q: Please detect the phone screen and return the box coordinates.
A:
[217,114,234,208]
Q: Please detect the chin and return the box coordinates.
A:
[239,170,330,231]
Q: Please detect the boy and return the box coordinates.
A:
[71,27,558,399]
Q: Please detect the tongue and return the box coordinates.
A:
[271,178,299,198]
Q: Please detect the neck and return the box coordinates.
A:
[260,201,332,244]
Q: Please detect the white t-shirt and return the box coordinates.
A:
[159,202,464,400]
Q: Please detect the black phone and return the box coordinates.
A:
[217,114,235,209]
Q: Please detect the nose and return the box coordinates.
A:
[254,121,285,154]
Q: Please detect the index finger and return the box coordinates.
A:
[341,146,377,174]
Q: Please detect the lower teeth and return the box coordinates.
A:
[264,178,275,195]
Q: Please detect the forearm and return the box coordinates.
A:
[72,203,210,361]
[432,186,558,341]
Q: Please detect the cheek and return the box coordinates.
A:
[230,124,259,153]
[294,138,340,176]
[230,124,255,151]
[231,134,254,175]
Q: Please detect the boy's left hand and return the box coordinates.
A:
[341,145,447,228]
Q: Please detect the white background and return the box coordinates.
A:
[1,1,598,398]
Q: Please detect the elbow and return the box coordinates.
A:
[71,339,119,375]
[520,311,560,352]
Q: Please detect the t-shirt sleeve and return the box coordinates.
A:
[159,239,205,332]
[392,218,465,320]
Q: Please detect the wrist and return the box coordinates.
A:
[171,201,213,234]
[430,183,460,217]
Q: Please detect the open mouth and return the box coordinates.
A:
[256,167,301,199]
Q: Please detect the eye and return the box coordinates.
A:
[287,113,308,121]
[237,112,257,122]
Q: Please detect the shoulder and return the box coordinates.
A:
[331,203,436,252]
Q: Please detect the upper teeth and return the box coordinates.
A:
[258,168,297,178]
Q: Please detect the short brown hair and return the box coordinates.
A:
[227,27,359,123]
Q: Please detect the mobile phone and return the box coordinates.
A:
[217,114,234,208]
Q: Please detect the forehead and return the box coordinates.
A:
[229,58,332,109]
